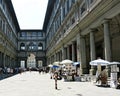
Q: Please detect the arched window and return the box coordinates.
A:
[28,42,36,50]
[20,43,25,50]
[38,43,43,50]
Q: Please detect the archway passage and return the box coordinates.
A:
[27,53,36,68]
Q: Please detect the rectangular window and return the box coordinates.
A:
[81,3,87,15]
[21,46,25,50]
[2,20,5,33]
[27,32,32,37]
[89,0,94,4]
[38,46,42,50]
[38,32,43,37]
[38,60,43,67]
[63,7,65,19]
[67,0,69,12]
[20,32,26,37]
[2,2,6,11]
[32,32,37,37]
[72,0,75,4]
[0,0,2,4]
[21,61,25,68]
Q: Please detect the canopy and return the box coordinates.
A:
[60,59,73,65]
[108,61,120,65]
[48,64,53,67]
[53,61,60,66]
[73,62,80,66]
[52,65,59,68]
[89,59,110,66]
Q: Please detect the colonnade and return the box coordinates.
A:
[47,19,112,75]
[0,51,16,68]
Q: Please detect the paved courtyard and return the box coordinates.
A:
[0,71,119,96]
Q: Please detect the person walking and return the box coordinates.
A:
[54,71,58,89]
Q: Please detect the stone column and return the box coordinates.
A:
[76,34,81,76]
[54,52,57,61]
[50,56,52,64]
[79,35,87,74]
[3,53,6,68]
[103,19,111,62]
[103,20,111,76]
[76,34,86,75]
[72,42,75,61]
[0,52,1,67]
[77,34,81,62]
[62,46,65,60]
[90,29,96,75]
[67,45,70,59]
[58,52,60,61]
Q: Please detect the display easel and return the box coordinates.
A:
[110,65,118,88]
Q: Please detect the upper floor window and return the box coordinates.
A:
[67,0,69,12]
[20,43,25,50]
[81,2,87,15]
[71,16,75,24]
[0,0,2,4]
[20,32,26,37]
[89,0,95,4]
[2,19,5,33]
[38,32,43,37]
[28,42,36,50]
[72,0,75,4]
[27,32,32,37]
[63,6,65,19]
[32,32,37,37]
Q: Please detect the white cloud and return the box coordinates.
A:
[12,0,48,29]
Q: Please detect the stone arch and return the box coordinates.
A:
[27,53,36,68]
[38,42,43,50]
[20,43,25,50]
[28,42,37,50]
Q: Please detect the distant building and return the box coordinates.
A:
[0,0,46,68]
[17,30,46,68]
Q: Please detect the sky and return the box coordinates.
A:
[11,0,48,29]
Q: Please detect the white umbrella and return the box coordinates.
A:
[48,64,53,67]
[53,61,60,66]
[90,59,110,66]
[60,59,73,65]
[73,62,80,66]
[109,61,120,65]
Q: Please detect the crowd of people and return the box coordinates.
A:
[0,67,49,80]
[0,67,22,75]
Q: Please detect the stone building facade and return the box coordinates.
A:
[44,0,120,75]
[0,0,120,73]
[0,0,19,68]
[0,0,46,68]
[17,30,46,68]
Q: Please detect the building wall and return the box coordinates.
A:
[1,0,120,73]
[17,30,46,68]
[0,0,19,68]
[45,0,120,74]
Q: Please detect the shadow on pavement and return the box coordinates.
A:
[96,85,110,88]
[0,74,17,81]
[76,94,83,96]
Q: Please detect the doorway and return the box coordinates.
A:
[27,53,36,68]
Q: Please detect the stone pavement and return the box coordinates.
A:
[0,71,119,96]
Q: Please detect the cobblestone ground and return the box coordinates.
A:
[0,71,119,96]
